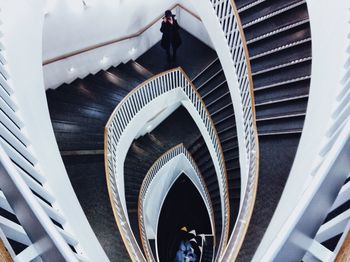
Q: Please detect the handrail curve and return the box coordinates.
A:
[43,3,201,66]
[104,67,230,261]
[0,7,87,260]
[205,0,260,260]
[138,143,215,261]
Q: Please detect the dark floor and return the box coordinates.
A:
[62,154,130,261]
[237,135,301,261]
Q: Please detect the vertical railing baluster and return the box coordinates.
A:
[105,67,236,261]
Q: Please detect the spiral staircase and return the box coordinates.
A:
[0,0,349,261]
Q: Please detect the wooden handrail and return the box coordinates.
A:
[335,230,350,262]
[218,0,260,260]
[0,240,12,262]
[42,3,201,66]
[104,67,230,261]
[138,143,216,261]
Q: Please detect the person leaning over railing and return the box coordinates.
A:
[160,10,182,64]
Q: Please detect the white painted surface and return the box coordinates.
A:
[42,0,177,61]
[42,1,211,89]
[304,239,334,262]
[253,1,350,260]
[258,117,350,261]
[0,0,108,260]
[315,209,350,243]
[135,103,180,139]
[330,181,350,212]
[144,153,213,239]
[113,89,183,217]
[114,87,227,234]
[176,2,213,49]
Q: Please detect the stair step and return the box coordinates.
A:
[255,96,308,120]
[254,75,311,92]
[118,62,150,82]
[250,37,311,61]
[107,67,145,90]
[253,61,311,89]
[258,129,302,136]
[197,71,226,98]
[203,83,229,107]
[237,0,267,12]
[192,58,221,86]
[245,5,309,41]
[254,78,310,104]
[127,60,153,79]
[251,42,311,74]
[257,114,305,134]
[247,19,309,45]
[242,0,305,28]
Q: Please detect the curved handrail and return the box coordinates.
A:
[0,239,12,262]
[138,144,215,261]
[104,67,230,260]
[0,2,97,260]
[335,229,350,262]
[42,3,201,66]
[203,0,260,260]
[255,1,350,257]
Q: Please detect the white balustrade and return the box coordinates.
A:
[105,68,230,260]
[138,144,215,261]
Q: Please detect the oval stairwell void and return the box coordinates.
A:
[157,174,212,262]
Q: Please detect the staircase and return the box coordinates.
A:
[233,0,312,260]
[236,0,311,136]
[187,136,223,255]
[201,235,215,261]
[123,107,201,249]
[192,58,241,235]
[46,61,153,261]
[45,30,225,260]
[45,8,312,258]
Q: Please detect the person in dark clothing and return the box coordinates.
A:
[160,10,182,63]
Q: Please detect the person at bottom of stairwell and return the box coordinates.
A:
[160,10,182,63]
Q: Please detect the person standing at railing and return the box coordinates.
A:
[160,10,182,63]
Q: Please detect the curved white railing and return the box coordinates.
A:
[0,144,79,261]
[104,67,230,260]
[138,144,215,261]
[0,4,84,261]
[190,0,259,260]
[0,1,108,261]
[253,1,350,261]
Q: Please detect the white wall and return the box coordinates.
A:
[144,154,213,239]
[176,2,214,49]
[43,0,177,61]
[42,0,212,89]
[1,0,108,260]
